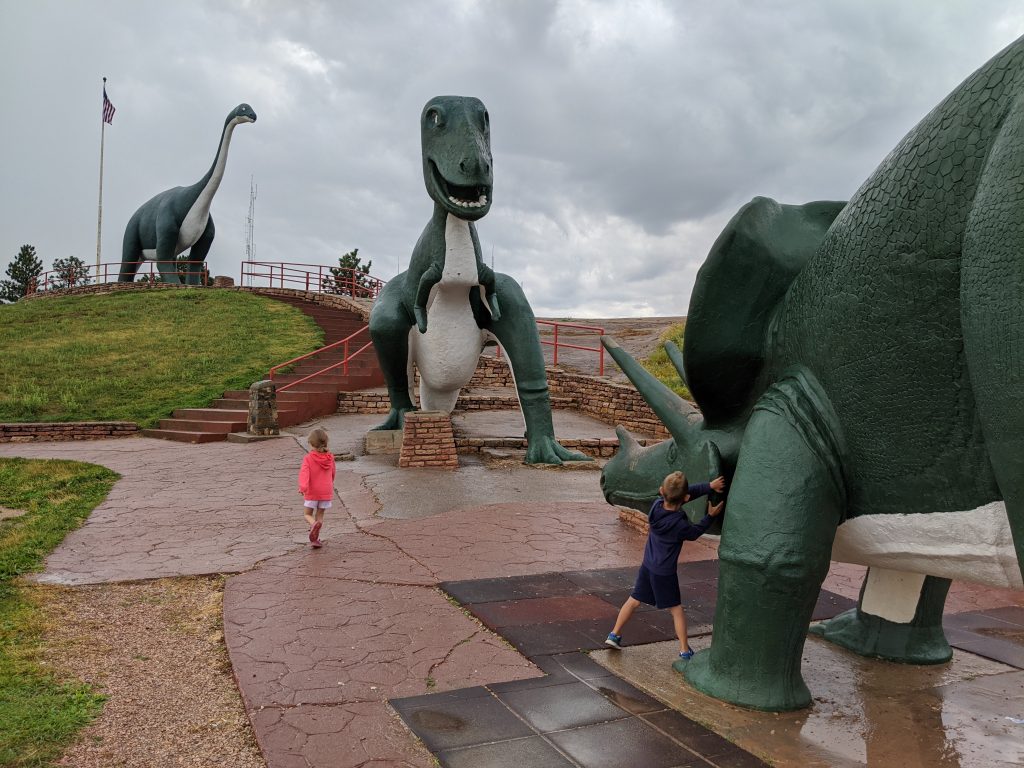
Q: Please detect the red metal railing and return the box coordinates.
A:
[240,261,385,299]
[270,325,375,393]
[495,320,606,376]
[25,261,210,295]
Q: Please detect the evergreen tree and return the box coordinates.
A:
[0,244,43,302]
[322,248,374,297]
[49,256,92,290]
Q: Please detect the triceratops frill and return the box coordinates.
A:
[601,36,1024,712]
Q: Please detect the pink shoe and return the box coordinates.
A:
[311,538,323,548]
[309,521,322,543]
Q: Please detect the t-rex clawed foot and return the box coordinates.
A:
[372,407,416,431]
[524,435,590,465]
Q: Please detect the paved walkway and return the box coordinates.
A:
[4,410,1023,767]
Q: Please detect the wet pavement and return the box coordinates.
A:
[594,635,1024,767]
[3,407,1024,767]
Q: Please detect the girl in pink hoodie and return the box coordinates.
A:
[299,428,335,548]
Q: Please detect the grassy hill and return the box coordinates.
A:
[0,290,323,427]
[642,321,691,399]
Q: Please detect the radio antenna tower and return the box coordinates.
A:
[244,176,257,279]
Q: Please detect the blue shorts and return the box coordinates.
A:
[631,565,681,609]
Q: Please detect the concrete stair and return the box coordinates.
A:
[143,294,383,443]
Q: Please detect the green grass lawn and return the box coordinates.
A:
[0,290,323,427]
[0,458,118,767]
[642,321,692,399]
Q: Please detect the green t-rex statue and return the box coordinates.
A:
[369,95,588,465]
[119,103,256,285]
[600,35,1024,711]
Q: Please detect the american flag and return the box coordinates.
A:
[102,86,115,124]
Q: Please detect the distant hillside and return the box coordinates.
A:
[0,290,323,426]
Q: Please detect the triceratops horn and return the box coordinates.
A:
[602,335,697,446]
[615,425,639,452]
[664,341,688,389]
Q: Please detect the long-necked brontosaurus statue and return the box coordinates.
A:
[369,95,588,465]
[600,35,1024,711]
[119,103,256,285]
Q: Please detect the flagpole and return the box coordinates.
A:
[96,77,107,275]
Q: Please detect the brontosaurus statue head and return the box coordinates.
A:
[227,103,258,126]
[421,95,492,221]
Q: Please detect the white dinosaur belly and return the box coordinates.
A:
[176,203,209,253]
[410,215,486,411]
[831,501,1023,589]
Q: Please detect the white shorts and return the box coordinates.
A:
[303,500,332,509]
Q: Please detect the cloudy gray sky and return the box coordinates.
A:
[3,1,1023,316]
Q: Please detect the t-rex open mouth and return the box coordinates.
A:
[429,161,491,211]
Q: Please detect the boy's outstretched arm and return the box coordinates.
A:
[675,511,714,541]
[687,482,712,500]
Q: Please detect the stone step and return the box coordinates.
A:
[141,428,226,443]
[173,408,249,420]
[224,391,315,403]
[212,397,253,409]
[159,418,247,433]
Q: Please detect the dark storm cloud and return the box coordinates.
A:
[2,1,1022,315]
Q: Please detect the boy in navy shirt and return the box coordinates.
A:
[606,470,725,660]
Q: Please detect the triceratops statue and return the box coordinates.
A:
[600,35,1024,711]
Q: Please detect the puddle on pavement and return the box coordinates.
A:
[410,709,466,733]
[593,633,1024,767]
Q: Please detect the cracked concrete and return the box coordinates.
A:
[8,409,1020,767]
[1,412,653,766]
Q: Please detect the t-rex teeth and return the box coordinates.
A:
[448,195,487,208]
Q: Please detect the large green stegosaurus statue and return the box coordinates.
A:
[600,36,1024,711]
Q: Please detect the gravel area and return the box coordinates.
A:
[32,576,265,768]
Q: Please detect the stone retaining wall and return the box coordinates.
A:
[466,356,672,438]
[0,422,139,443]
[239,287,373,321]
[337,391,392,414]
[456,436,622,459]
[20,282,374,322]
[21,282,200,301]
[339,355,675,439]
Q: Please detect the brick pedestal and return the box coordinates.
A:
[398,411,458,469]
[618,506,651,534]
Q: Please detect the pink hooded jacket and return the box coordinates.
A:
[299,450,335,501]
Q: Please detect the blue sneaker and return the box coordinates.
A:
[678,648,694,661]
[605,632,623,649]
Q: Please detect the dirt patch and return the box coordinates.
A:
[32,576,265,768]
[0,505,27,521]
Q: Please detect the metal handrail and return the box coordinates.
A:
[268,325,372,393]
[240,260,385,299]
[496,319,606,376]
[26,260,210,295]
[277,339,374,393]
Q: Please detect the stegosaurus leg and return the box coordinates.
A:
[962,97,1024,584]
[809,571,952,664]
[684,373,844,711]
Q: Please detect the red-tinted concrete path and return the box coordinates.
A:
[5,424,1023,767]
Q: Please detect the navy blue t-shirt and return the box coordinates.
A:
[641,483,713,575]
